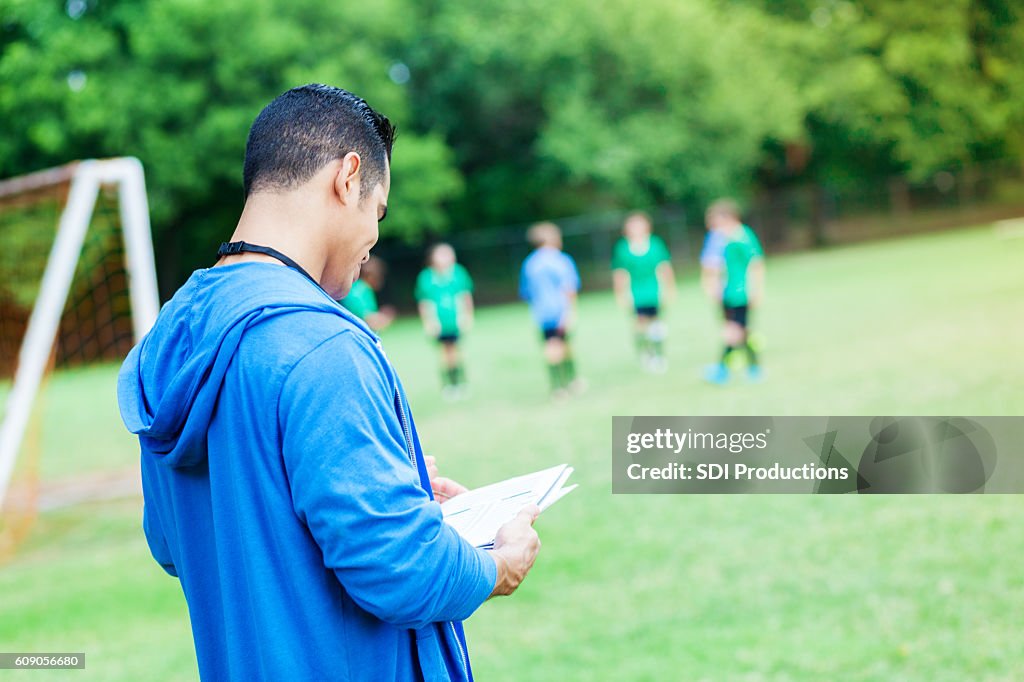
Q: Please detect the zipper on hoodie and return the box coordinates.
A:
[393,388,416,468]
[449,622,469,678]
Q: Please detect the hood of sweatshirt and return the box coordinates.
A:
[117,262,375,468]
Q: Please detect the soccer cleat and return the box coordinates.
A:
[703,363,729,385]
[746,365,764,382]
[568,377,589,396]
[648,356,669,374]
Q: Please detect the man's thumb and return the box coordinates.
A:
[518,504,541,524]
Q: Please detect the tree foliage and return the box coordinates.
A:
[743,0,1024,183]
[0,0,460,288]
[1,0,1021,288]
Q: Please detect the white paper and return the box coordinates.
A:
[441,464,575,548]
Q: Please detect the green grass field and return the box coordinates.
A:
[1,226,1022,681]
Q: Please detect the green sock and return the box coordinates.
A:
[547,362,564,391]
[744,342,758,367]
[635,333,647,356]
[721,345,735,364]
[562,357,576,383]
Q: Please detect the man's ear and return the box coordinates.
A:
[334,152,362,206]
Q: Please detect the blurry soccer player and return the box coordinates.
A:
[519,222,584,397]
[415,243,474,399]
[611,211,676,372]
[339,256,395,331]
[700,199,765,384]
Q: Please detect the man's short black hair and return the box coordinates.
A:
[243,84,395,199]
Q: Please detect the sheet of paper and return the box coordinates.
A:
[441,464,575,548]
[539,483,577,511]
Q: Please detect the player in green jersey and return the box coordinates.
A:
[415,243,474,399]
[700,199,765,384]
[340,256,394,331]
[611,212,676,373]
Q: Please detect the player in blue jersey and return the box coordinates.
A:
[519,222,584,397]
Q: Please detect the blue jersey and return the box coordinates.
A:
[699,230,727,269]
[519,247,580,328]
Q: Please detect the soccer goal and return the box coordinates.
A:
[0,158,159,547]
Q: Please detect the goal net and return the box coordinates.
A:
[0,158,159,556]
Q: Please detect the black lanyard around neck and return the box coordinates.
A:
[217,241,322,290]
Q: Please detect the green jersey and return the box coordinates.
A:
[415,264,473,334]
[721,225,763,307]
[340,279,378,321]
[611,235,671,308]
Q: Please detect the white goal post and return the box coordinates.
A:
[0,157,160,509]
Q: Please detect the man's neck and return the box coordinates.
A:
[218,193,327,281]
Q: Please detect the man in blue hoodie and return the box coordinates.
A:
[118,84,541,681]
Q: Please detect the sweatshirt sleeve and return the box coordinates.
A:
[278,330,497,630]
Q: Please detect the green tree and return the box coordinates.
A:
[405,0,804,224]
[0,0,462,293]
[744,0,1024,183]
[535,1,804,210]
[3,0,1022,288]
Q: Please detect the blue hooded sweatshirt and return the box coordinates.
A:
[117,262,497,681]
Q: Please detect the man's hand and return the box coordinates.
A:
[489,505,541,598]
[424,455,469,503]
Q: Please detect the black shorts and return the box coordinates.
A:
[437,332,459,345]
[541,326,566,341]
[723,304,749,328]
[635,305,659,318]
